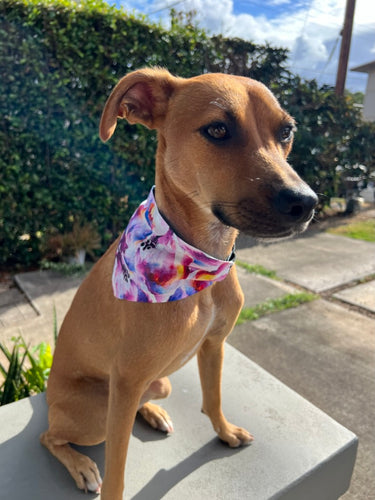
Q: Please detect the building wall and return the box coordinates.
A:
[363,71,375,121]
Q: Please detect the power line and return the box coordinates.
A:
[147,0,187,15]
[318,33,341,80]
[290,0,314,66]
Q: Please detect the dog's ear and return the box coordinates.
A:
[99,68,177,142]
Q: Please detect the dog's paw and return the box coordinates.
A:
[72,454,102,494]
[138,402,174,433]
[217,422,254,448]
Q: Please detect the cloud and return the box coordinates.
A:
[122,0,375,91]
[293,33,328,66]
[191,0,374,90]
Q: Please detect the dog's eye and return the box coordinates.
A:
[203,123,230,141]
[279,125,294,143]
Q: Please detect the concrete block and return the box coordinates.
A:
[334,279,375,313]
[237,233,375,293]
[228,299,375,499]
[15,271,83,316]
[0,345,357,500]
[236,266,297,308]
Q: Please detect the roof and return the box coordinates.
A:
[351,60,375,73]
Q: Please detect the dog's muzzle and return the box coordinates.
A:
[212,183,318,239]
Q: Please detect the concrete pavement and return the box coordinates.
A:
[233,232,375,500]
[0,228,374,499]
[237,231,375,294]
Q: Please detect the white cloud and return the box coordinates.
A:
[195,0,374,90]
[268,0,294,5]
[292,33,328,66]
[123,0,375,91]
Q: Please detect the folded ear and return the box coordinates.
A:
[99,67,178,142]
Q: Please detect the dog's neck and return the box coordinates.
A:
[155,175,238,262]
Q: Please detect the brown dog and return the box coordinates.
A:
[40,68,318,499]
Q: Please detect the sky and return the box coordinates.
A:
[109,0,375,93]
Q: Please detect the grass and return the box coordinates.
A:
[236,292,318,325]
[235,259,317,324]
[236,260,278,279]
[327,219,375,242]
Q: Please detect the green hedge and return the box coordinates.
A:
[1,0,374,268]
[275,77,375,202]
[0,0,287,267]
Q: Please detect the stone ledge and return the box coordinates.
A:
[0,345,357,499]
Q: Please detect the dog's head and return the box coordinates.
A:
[100,68,318,240]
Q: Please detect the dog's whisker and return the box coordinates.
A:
[244,176,263,184]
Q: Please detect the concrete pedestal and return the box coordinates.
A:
[0,345,357,499]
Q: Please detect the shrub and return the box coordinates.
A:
[0,0,287,267]
[1,0,373,267]
[274,76,375,207]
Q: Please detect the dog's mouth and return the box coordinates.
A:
[212,191,317,240]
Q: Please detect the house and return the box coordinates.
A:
[351,60,375,121]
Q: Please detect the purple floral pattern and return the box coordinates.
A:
[112,187,234,303]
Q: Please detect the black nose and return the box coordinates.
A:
[273,187,318,223]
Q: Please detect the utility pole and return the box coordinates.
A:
[335,0,356,96]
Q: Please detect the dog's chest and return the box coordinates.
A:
[162,298,222,374]
[181,307,217,365]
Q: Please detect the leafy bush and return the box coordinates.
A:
[0,0,287,267]
[1,0,374,268]
[40,259,88,275]
[274,77,375,207]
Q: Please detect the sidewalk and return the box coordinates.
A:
[0,229,374,499]
[234,232,375,500]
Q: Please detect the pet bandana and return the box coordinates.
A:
[112,187,235,303]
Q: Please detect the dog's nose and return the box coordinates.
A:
[273,187,318,223]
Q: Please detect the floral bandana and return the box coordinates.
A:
[112,187,235,303]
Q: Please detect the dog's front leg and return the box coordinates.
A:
[100,365,145,500]
[198,338,253,447]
